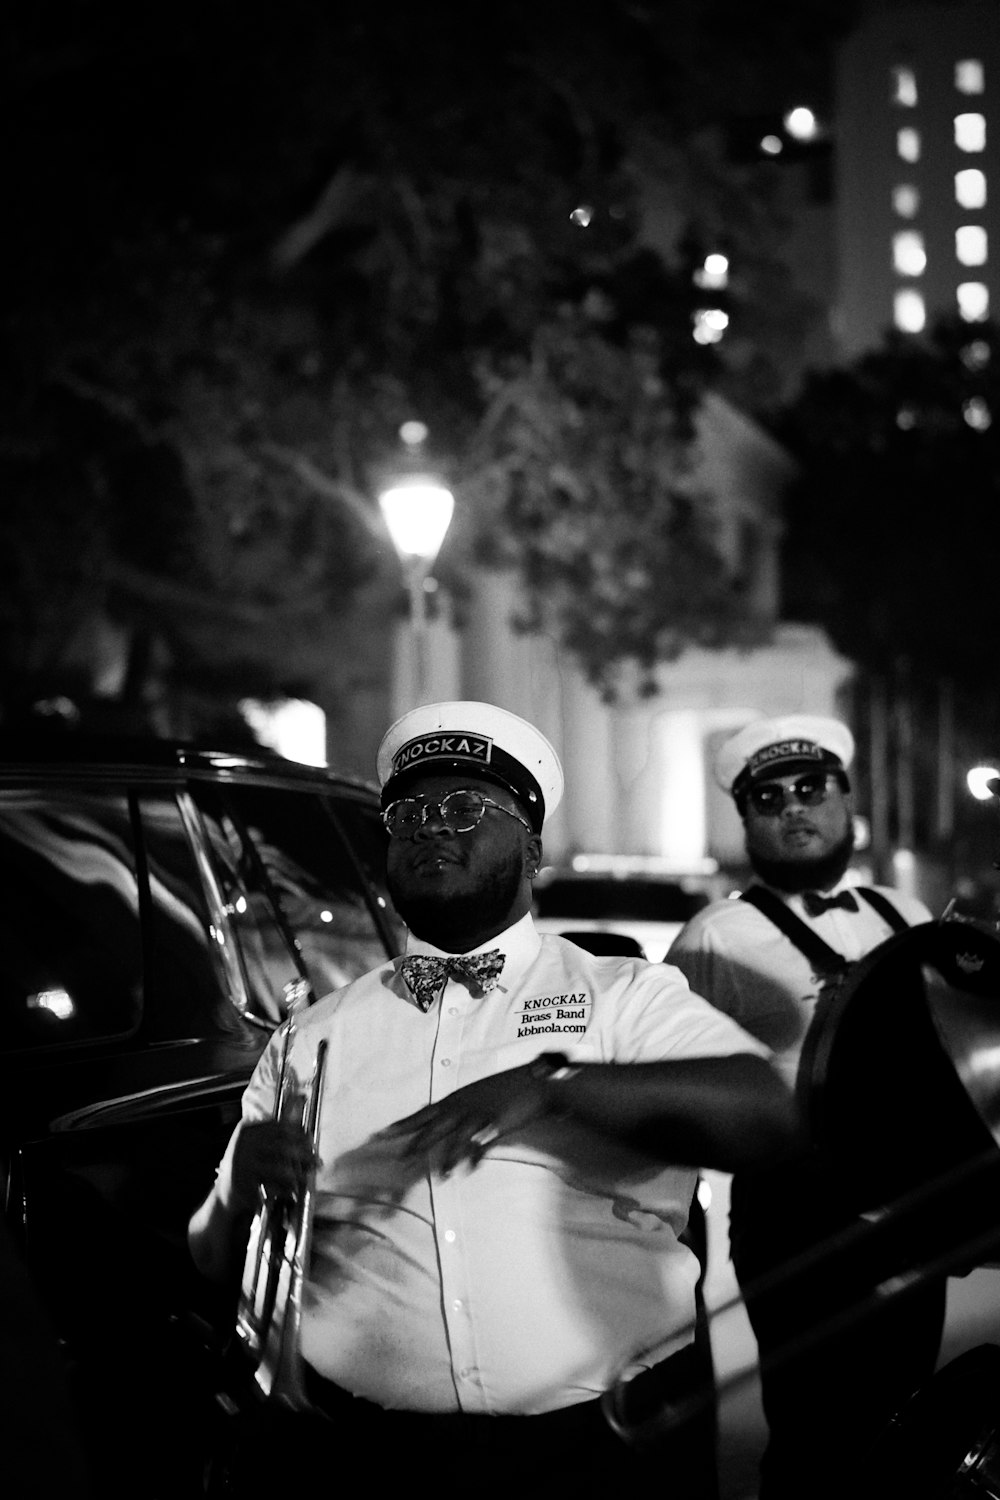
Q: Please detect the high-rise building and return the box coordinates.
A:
[835,0,1000,358]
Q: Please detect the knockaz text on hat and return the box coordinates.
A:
[376,701,564,833]
[715,714,855,805]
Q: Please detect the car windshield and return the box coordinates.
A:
[188,781,404,1021]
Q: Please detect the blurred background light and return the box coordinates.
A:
[893,230,926,275]
[967,766,1000,800]
[694,253,729,289]
[894,287,926,332]
[958,281,990,320]
[956,59,985,94]
[956,225,988,266]
[692,307,729,344]
[897,127,921,162]
[893,184,920,218]
[963,397,992,430]
[955,113,986,152]
[892,66,918,106]
[955,168,987,209]
[240,698,327,766]
[784,106,818,140]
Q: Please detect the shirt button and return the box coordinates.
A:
[444,1230,457,1243]
[452,1299,464,1311]
[448,1007,460,1016]
[459,1367,479,1381]
[440,1057,452,1067]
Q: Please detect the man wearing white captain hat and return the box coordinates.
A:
[190,699,796,1498]
[668,713,941,1500]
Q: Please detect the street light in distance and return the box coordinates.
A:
[378,421,455,703]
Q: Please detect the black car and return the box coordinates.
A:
[0,730,404,1497]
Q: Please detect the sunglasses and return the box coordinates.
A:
[746,772,840,816]
[382,788,532,839]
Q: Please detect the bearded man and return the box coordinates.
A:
[189,700,796,1500]
[668,715,941,1500]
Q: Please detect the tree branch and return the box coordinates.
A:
[258,444,387,541]
[270,166,367,271]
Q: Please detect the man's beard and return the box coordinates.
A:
[387,845,526,946]
[748,824,856,894]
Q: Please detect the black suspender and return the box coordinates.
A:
[854,886,911,933]
[740,884,910,976]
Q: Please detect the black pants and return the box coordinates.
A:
[212,1345,717,1500]
[730,1162,948,1500]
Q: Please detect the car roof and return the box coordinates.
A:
[0,728,380,798]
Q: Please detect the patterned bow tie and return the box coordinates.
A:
[399,950,506,1012]
[802,889,858,918]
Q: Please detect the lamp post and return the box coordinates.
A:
[378,423,455,703]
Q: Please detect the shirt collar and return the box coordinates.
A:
[402,911,541,974]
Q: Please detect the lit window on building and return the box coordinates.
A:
[760,134,783,156]
[955,168,988,210]
[694,253,729,290]
[897,127,921,162]
[955,60,985,95]
[894,288,926,332]
[955,113,986,152]
[957,281,990,321]
[893,184,920,217]
[894,231,927,276]
[961,339,991,370]
[963,397,992,430]
[956,225,988,267]
[892,66,918,106]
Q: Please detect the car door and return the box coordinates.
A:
[0,766,402,1498]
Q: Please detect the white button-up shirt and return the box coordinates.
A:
[667,880,931,1089]
[215,913,767,1414]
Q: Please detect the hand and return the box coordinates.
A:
[231,1119,318,1211]
[377,1066,548,1175]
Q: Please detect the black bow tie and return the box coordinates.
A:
[398,951,506,1012]
[802,889,858,918]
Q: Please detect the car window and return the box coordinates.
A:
[136,793,260,1040]
[188,782,403,1021]
[0,790,144,1047]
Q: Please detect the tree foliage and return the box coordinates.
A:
[776,316,1000,690]
[4,0,857,727]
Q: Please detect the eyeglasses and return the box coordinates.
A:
[382,788,533,839]
[747,772,839,816]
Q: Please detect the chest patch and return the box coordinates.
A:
[517,991,591,1037]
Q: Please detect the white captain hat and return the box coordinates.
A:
[715,714,855,803]
[376,701,564,832]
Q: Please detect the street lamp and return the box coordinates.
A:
[378,423,455,703]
